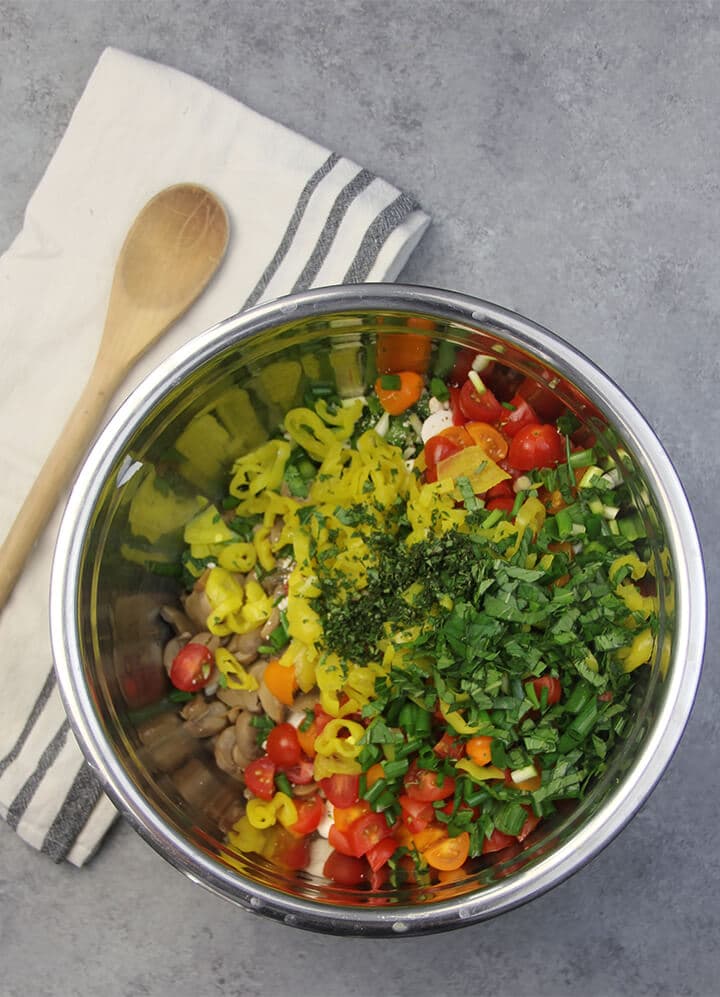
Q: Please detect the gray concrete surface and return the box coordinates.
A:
[1,1,718,994]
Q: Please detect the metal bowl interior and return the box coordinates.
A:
[50,284,705,935]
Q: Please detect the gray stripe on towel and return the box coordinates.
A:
[41,761,104,862]
[291,168,376,292]
[5,718,70,829]
[0,667,56,778]
[343,192,421,284]
[244,152,341,308]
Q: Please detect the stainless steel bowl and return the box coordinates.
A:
[50,284,705,935]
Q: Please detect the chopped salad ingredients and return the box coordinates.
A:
[156,343,659,890]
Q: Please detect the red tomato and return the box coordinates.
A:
[244,756,276,801]
[517,807,542,843]
[323,850,366,887]
[328,824,356,856]
[486,496,515,513]
[433,733,466,760]
[527,675,562,706]
[346,812,394,858]
[284,757,315,785]
[289,795,324,836]
[448,385,465,425]
[169,642,214,692]
[508,423,565,470]
[458,377,504,423]
[270,830,310,870]
[399,794,436,834]
[482,828,517,854]
[313,704,334,733]
[320,773,360,808]
[404,767,456,803]
[500,393,538,438]
[516,375,566,421]
[365,836,398,872]
[266,723,302,768]
[424,434,464,483]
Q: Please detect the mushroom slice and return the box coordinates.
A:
[182,700,229,738]
[182,586,213,631]
[227,628,264,665]
[160,605,194,635]
[214,726,246,782]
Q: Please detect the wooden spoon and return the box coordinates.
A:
[0,183,230,609]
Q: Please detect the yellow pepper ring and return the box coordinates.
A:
[314,718,366,759]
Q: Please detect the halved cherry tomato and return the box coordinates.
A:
[169,642,214,692]
[486,496,515,513]
[464,422,508,461]
[508,422,565,470]
[433,732,466,760]
[320,773,360,808]
[284,757,315,785]
[313,704,334,733]
[328,824,355,856]
[346,812,394,858]
[266,722,302,768]
[289,795,324,836]
[270,830,311,870]
[296,717,320,758]
[399,794,435,834]
[466,735,493,766]
[423,831,470,871]
[333,801,371,832]
[517,807,542,842]
[482,828,517,854]
[527,675,562,707]
[499,393,538,438]
[404,767,456,803]
[458,377,504,423]
[244,756,276,800]
[365,763,386,788]
[424,434,465,483]
[515,374,566,421]
[365,836,398,872]
[323,850,366,886]
[375,371,424,415]
[262,658,297,707]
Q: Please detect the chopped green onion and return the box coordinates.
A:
[429,376,450,402]
[380,374,402,390]
[364,777,388,807]
[275,772,292,797]
[383,758,410,780]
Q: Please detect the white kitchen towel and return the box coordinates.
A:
[0,47,430,866]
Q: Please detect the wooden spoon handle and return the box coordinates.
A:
[0,364,117,609]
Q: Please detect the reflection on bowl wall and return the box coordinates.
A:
[50,284,705,936]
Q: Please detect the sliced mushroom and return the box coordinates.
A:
[180,694,210,722]
[293,691,319,713]
[172,757,243,825]
[160,604,194,635]
[227,628,264,665]
[260,607,280,640]
[214,726,246,782]
[233,710,261,769]
[258,681,286,725]
[182,587,213,631]
[216,686,255,709]
[182,700,229,738]
[292,781,320,798]
[188,631,221,653]
[136,711,195,772]
[163,634,189,675]
[218,798,245,834]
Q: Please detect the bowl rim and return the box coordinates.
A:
[50,283,706,935]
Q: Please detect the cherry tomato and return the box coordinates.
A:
[499,393,538,438]
[424,435,464,483]
[517,807,542,843]
[313,704,334,733]
[296,718,319,758]
[266,723,302,768]
[486,496,515,513]
[516,374,566,421]
[365,836,398,873]
[346,812,394,858]
[458,377,503,423]
[285,757,315,785]
[423,831,470,871]
[169,642,214,692]
[508,422,565,470]
[323,850,366,887]
[328,823,356,856]
[482,828,517,854]
[464,422,508,461]
[466,735,493,766]
[433,732,466,760]
[404,767,456,803]
[320,773,360,808]
[270,830,311,869]
[244,756,276,800]
[399,794,436,834]
[375,371,424,415]
[289,795,324,835]
[527,675,562,706]
[333,801,371,832]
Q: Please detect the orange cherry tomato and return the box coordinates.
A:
[375,371,424,415]
[423,831,470,871]
[376,330,433,374]
[333,801,371,832]
[464,422,508,461]
[263,658,297,707]
[365,763,386,788]
[465,735,493,767]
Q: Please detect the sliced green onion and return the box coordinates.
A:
[568,448,595,468]
[429,376,450,402]
[364,777,388,807]
[380,374,402,391]
[275,772,292,797]
[383,758,410,780]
